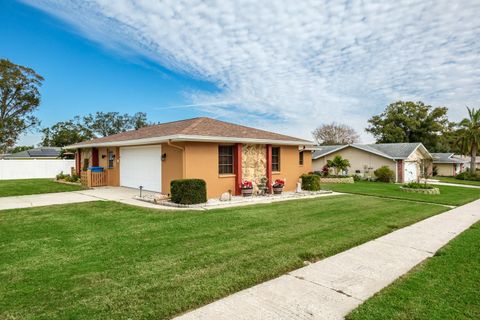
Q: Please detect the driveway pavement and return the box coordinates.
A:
[174,199,480,320]
[0,187,152,210]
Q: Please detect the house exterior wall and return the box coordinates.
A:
[435,163,455,176]
[312,147,396,180]
[405,147,432,179]
[161,142,184,195]
[271,145,312,192]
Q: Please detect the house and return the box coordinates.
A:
[3,147,63,159]
[68,117,312,198]
[312,143,432,183]
[431,153,468,176]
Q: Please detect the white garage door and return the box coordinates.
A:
[120,146,162,192]
[404,162,417,182]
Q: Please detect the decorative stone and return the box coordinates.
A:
[219,192,231,201]
[400,187,440,194]
[320,177,355,184]
[242,144,267,192]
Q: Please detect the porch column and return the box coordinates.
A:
[75,149,81,175]
[266,144,272,193]
[234,143,243,195]
[397,160,404,183]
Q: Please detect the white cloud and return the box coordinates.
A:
[23,0,480,142]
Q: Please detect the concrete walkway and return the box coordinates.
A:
[426,180,480,189]
[174,199,480,320]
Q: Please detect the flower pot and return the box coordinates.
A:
[241,188,253,197]
[273,187,283,195]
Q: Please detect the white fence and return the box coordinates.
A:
[0,159,76,180]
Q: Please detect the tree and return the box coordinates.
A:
[41,116,93,147]
[366,101,452,152]
[7,145,34,154]
[327,155,351,175]
[82,111,151,137]
[312,122,360,145]
[0,59,43,153]
[456,107,480,174]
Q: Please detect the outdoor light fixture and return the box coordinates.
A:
[139,186,143,197]
[101,154,106,159]
[162,153,167,161]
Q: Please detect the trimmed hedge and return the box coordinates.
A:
[171,179,207,205]
[301,174,321,191]
[374,165,395,183]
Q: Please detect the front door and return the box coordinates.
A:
[106,148,119,186]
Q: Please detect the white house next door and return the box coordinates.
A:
[404,161,417,182]
[120,146,162,192]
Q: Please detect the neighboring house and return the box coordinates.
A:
[455,155,480,171]
[3,147,62,159]
[312,143,432,183]
[69,117,312,198]
[432,153,468,176]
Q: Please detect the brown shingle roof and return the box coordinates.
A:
[71,117,310,147]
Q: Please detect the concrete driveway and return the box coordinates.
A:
[0,187,159,211]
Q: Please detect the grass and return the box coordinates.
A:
[435,175,480,187]
[0,178,84,197]
[347,222,480,320]
[322,181,480,206]
[0,196,448,319]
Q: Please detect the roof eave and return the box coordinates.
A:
[67,134,313,149]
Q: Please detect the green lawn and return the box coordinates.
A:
[435,175,480,187]
[0,196,447,319]
[0,179,84,197]
[322,181,480,206]
[347,222,480,320]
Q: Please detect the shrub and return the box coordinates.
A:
[456,171,480,181]
[64,174,80,183]
[352,174,361,182]
[403,182,434,189]
[374,166,395,182]
[171,179,207,205]
[56,171,67,180]
[301,174,321,191]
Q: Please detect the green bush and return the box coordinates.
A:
[301,174,321,191]
[171,179,207,205]
[56,171,67,180]
[65,174,80,183]
[374,166,395,183]
[352,174,362,182]
[456,171,480,181]
[403,182,434,189]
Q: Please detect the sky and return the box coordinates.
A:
[1,0,480,146]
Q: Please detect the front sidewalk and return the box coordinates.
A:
[174,199,480,320]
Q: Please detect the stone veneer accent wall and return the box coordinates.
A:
[242,144,267,191]
[80,148,92,170]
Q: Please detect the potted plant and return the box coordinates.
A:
[240,180,254,197]
[272,179,285,194]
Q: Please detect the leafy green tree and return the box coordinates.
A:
[41,116,93,147]
[7,145,34,154]
[327,155,351,175]
[83,111,151,137]
[456,107,480,174]
[0,59,43,153]
[366,101,452,152]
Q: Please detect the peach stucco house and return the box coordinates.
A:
[69,117,312,198]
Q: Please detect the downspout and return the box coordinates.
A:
[168,140,186,177]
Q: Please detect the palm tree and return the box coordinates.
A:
[457,107,480,174]
[327,155,351,175]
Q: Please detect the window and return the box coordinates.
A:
[108,151,115,169]
[219,146,234,174]
[299,151,304,165]
[272,147,280,171]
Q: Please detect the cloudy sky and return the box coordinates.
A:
[3,0,480,144]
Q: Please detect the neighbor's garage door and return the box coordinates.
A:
[120,146,162,192]
[404,161,417,182]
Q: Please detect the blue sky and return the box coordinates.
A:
[2,0,480,145]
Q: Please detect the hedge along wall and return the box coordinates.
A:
[170,179,207,204]
[301,174,321,191]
